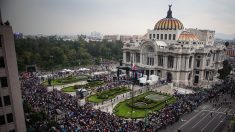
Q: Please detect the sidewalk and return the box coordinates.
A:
[47,81,87,91]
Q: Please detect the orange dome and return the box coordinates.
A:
[154,18,184,30]
[178,31,199,42]
[154,5,184,30]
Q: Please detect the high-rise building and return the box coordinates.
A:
[0,10,26,132]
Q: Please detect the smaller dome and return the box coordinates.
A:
[178,31,199,42]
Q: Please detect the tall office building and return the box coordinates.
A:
[0,10,26,132]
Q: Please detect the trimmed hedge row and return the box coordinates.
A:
[126,92,172,109]
[97,87,129,99]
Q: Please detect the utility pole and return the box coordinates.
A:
[50,56,54,90]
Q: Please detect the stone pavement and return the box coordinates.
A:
[47,81,87,91]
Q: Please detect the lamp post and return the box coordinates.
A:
[144,103,147,131]
[50,55,54,90]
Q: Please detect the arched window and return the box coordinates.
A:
[143,46,154,66]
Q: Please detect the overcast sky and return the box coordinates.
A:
[1,0,235,35]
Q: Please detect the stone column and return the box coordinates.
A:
[123,51,126,63]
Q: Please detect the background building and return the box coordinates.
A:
[0,11,26,132]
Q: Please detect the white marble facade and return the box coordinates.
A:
[122,5,226,87]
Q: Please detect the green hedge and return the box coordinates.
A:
[126,92,172,109]
[113,92,177,119]
[84,81,104,88]
[87,87,130,103]
[97,87,129,99]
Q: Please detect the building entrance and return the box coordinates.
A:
[166,72,172,83]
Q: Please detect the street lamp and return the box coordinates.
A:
[50,55,54,90]
[144,103,148,131]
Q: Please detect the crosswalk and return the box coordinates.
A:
[201,104,235,116]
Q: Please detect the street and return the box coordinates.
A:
[160,93,235,132]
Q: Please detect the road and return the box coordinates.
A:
[160,93,235,132]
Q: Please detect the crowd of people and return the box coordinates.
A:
[21,72,235,131]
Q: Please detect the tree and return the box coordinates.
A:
[225,41,229,47]
[15,36,123,71]
[218,60,232,79]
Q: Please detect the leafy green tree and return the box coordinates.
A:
[218,60,232,79]
[15,36,123,71]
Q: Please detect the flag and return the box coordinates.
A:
[132,63,136,70]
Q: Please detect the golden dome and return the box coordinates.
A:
[154,5,184,30]
[178,31,199,42]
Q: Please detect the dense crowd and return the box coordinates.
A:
[21,73,235,131]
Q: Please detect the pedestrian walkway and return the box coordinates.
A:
[47,81,87,91]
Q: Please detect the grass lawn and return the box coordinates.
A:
[86,95,104,103]
[113,92,176,119]
[61,86,76,92]
[43,75,88,86]
[231,120,235,131]
[87,87,130,103]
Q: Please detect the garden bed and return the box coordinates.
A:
[113,91,176,119]
[87,87,129,103]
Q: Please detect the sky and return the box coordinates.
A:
[0,0,235,36]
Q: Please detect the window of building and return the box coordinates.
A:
[136,53,140,63]
[196,71,200,74]
[0,77,8,87]
[0,57,5,68]
[0,115,5,125]
[173,34,176,40]
[0,97,2,107]
[189,56,193,68]
[153,34,155,39]
[147,57,154,66]
[3,95,11,106]
[0,35,3,47]
[188,73,191,80]
[6,113,13,123]
[169,34,172,40]
[205,71,209,80]
[160,34,163,40]
[206,60,210,66]
[164,34,167,40]
[196,60,200,67]
[158,55,164,66]
[157,34,159,40]
[126,52,130,62]
[149,34,152,39]
[167,56,174,68]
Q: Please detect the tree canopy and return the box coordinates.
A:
[218,60,232,79]
[15,36,123,71]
